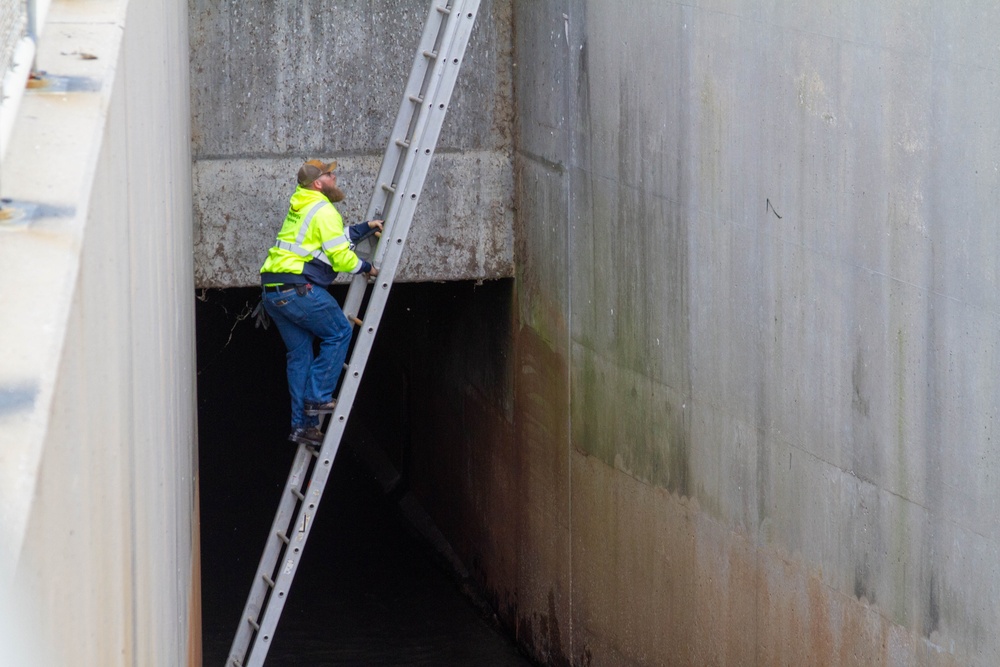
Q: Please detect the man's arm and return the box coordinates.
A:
[346,220,383,276]
[347,219,384,244]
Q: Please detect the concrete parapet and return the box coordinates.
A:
[193,150,513,287]
[189,0,514,287]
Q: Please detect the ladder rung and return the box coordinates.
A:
[277,531,290,545]
[436,5,451,14]
[262,574,275,588]
[395,138,410,148]
[422,49,438,59]
[408,94,424,103]
[291,488,305,501]
[381,183,396,193]
[248,618,260,631]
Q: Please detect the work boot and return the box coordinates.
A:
[304,400,337,415]
[288,426,324,448]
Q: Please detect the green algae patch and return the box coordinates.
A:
[572,342,690,496]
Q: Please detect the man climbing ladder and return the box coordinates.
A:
[228,1,482,664]
[259,159,383,448]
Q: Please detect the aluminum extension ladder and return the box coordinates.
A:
[227,1,481,664]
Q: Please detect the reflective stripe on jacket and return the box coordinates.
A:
[259,186,364,284]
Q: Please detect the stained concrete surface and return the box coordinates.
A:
[497,0,1000,664]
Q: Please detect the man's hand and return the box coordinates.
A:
[364,221,383,277]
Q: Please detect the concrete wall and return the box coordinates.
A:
[406,1,1000,665]
[189,0,514,287]
[0,0,199,664]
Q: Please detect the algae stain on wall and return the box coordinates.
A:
[567,45,692,500]
[573,346,691,497]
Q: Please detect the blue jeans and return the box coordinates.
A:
[262,284,352,429]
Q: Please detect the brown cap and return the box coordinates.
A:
[297,159,338,186]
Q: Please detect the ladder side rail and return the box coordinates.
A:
[345,0,455,294]
[373,8,463,259]
[371,0,478,270]
[344,0,480,319]
[367,0,479,278]
[387,34,440,193]
[227,448,316,665]
[344,0,461,318]
[381,1,458,208]
[248,282,393,664]
[243,443,340,667]
[292,0,483,518]
[233,2,482,664]
[363,0,450,223]
[248,5,481,659]
[375,0,449,187]
[346,1,461,320]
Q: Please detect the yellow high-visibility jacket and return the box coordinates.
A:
[259,186,373,287]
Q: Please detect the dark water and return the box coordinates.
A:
[197,286,532,666]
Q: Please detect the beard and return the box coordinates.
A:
[321,183,345,203]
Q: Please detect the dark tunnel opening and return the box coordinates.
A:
[195,280,530,665]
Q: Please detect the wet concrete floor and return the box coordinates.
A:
[197,285,532,666]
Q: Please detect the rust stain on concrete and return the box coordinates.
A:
[567,453,968,666]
